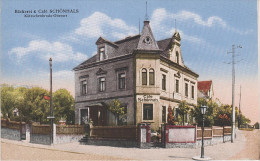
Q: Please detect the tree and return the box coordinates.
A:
[167,106,175,125]
[192,98,218,127]
[108,99,126,125]
[177,101,190,125]
[53,89,75,124]
[1,85,16,119]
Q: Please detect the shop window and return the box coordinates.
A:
[149,68,155,85]
[143,104,153,120]
[142,68,147,85]
[99,77,106,92]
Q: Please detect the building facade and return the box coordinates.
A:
[73,20,199,130]
[197,80,214,100]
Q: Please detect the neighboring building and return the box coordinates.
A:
[73,19,199,130]
[197,80,214,99]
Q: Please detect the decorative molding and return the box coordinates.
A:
[115,66,128,72]
[174,71,181,78]
[191,81,195,84]
[184,78,190,82]
[96,68,107,75]
[160,68,168,73]
[79,75,89,79]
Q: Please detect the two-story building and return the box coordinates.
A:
[73,19,199,130]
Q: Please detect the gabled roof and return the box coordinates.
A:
[96,36,119,48]
[198,80,212,94]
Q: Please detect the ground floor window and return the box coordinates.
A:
[162,106,166,123]
[80,108,89,124]
[143,104,153,120]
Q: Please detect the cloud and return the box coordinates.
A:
[9,40,87,62]
[73,12,138,40]
[151,8,252,36]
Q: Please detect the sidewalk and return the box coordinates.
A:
[2,129,259,160]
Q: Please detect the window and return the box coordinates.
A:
[81,80,87,95]
[118,73,126,89]
[149,68,155,85]
[175,79,179,93]
[99,77,106,92]
[185,83,188,97]
[162,106,166,123]
[191,85,194,99]
[143,104,153,120]
[99,47,105,61]
[176,51,179,64]
[162,74,166,90]
[142,68,147,85]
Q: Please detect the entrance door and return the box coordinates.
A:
[89,107,106,126]
[80,109,89,125]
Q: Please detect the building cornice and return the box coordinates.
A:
[74,54,133,71]
[160,56,199,78]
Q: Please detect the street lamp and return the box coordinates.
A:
[200,105,207,158]
[47,57,54,144]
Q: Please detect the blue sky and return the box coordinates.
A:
[1,0,258,122]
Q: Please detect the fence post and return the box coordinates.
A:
[53,124,56,145]
[223,126,225,143]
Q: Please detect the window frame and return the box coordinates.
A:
[99,47,105,61]
[149,68,155,85]
[98,77,106,92]
[81,80,87,95]
[191,85,195,99]
[142,68,147,85]
[162,106,166,123]
[175,79,179,93]
[118,72,126,90]
[162,74,166,90]
[143,104,153,121]
[176,51,179,64]
[185,82,188,97]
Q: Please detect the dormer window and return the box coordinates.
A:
[99,47,105,61]
[176,51,179,64]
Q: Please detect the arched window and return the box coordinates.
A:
[149,68,155,85]
[176,51,179,64]
[142,68,147,85]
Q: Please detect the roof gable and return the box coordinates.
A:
[137,21,159,50]
[198,80,212,93]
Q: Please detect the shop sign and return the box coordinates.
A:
[137,95,159,102]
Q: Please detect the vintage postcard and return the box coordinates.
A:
[1,0,259,160]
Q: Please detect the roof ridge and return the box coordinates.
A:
[114,34,141,44]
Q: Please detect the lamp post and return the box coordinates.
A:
[200,105,207,159]
[47,58,54,144]
[192,105,210,160]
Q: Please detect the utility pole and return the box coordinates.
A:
[227,44,242,143]
[238,85,241,129]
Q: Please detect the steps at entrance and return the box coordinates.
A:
[79,136,88,144]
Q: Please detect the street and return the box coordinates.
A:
[1,129,259,160]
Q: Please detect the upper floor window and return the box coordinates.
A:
[149,68,155,85]
[81,80,87,95]
[118,73,126,89]
[142,68,147,85]
[162,74,166,90]
[99,77,106,92]
[185,83,188,97]
[176,51,179,64]
[191,85,194,99]
[162,106,166,123]
[99,47,106,61]
[175,79,179,93]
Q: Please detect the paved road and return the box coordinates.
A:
[1,129,259,160]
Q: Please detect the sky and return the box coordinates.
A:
[1,0,259,123]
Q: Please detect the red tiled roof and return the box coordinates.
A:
[198,80,212,94]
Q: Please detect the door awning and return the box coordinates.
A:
[87,102,106,107]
